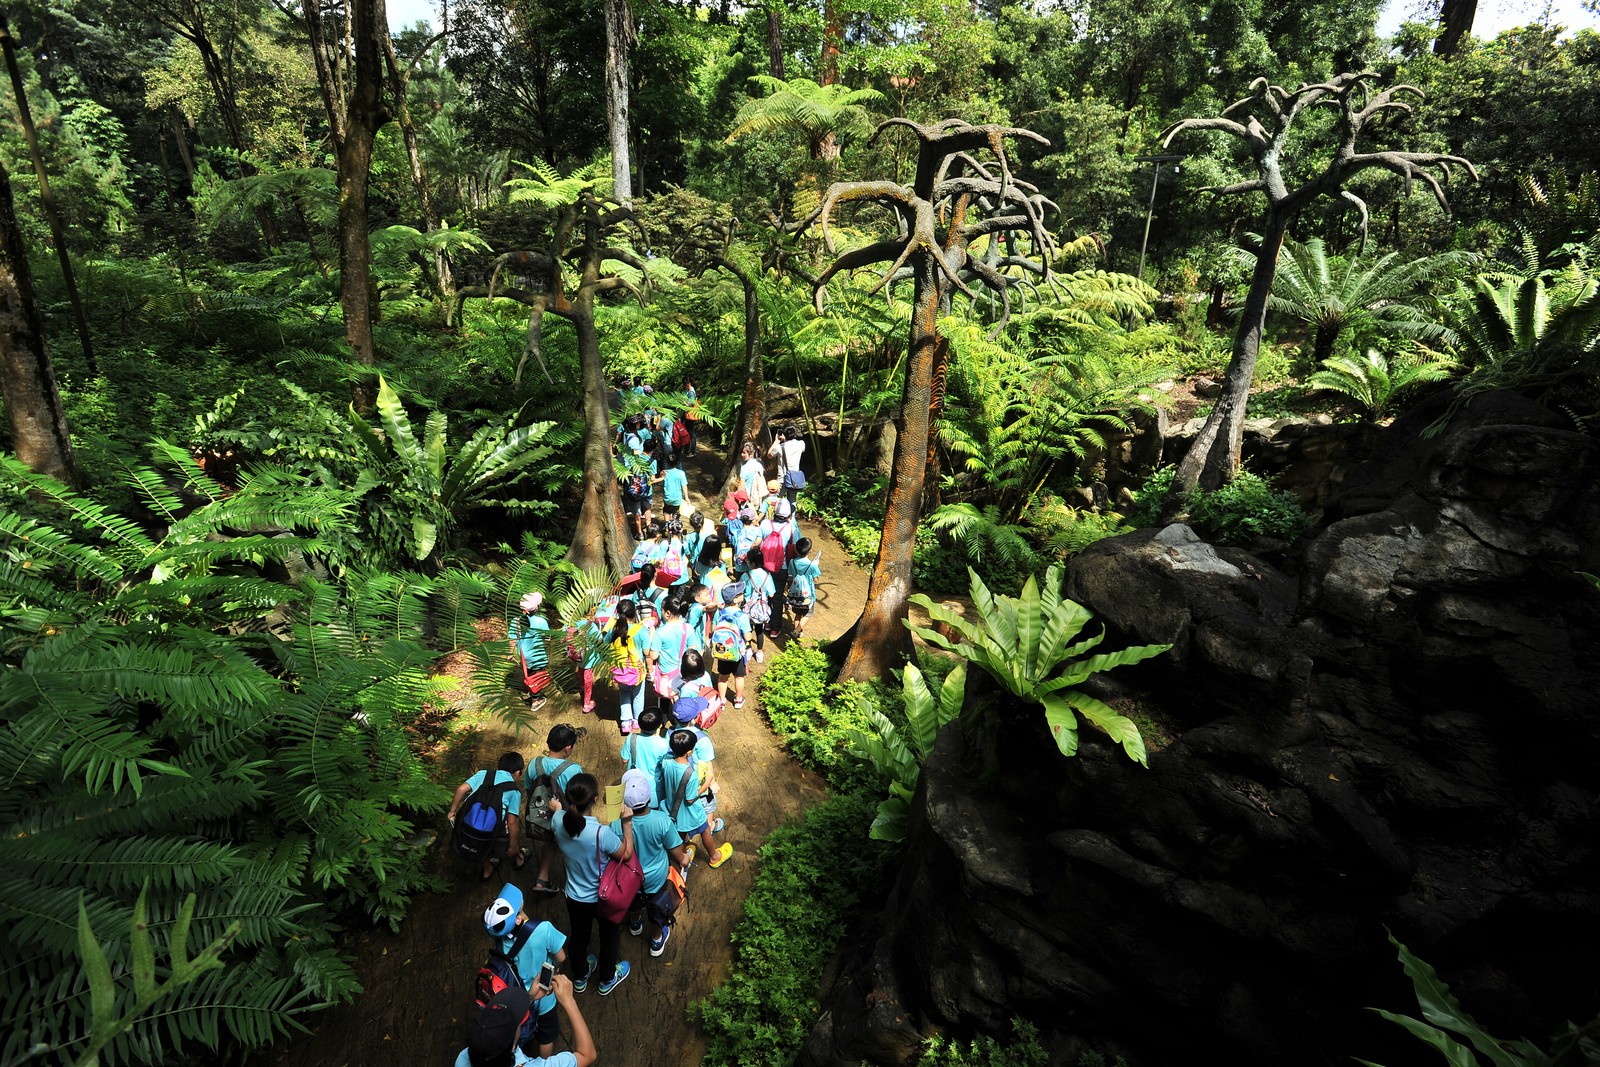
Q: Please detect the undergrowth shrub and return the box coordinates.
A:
[1129,467,1310,542]
[916,1019,1050,1067]
[757,645,890,795]
[695,791,894,1067]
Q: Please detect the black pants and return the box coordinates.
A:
[565,896,622,985]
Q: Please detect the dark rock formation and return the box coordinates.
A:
[801,395,1600,1066]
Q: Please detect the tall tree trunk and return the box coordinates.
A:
[764,6,785,79]
[1169,211,1288,500]
[819,0,841,85]
[722,268,765,495]
[0,14,94,378]
[380,21,452,299]
[603,0,634,201]
[838,259,938,684]
[921,333,951,515]
[0,160,77,486]
[1435,0,1477,56]
[335,0,391,410]
[567,292,633,574]
[190,20,278,246]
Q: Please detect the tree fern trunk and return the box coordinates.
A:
[838,259,938,684]
[722,271,766,496]
[921,333,950,515]
[568,300,633,575]
[0,160,78,486]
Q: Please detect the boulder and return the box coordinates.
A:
[800,395,1600,1066]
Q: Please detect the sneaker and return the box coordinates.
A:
[733,698,745,709]
[598,960,631,996]
[650,925,672,956]
[628,916,645,937]
[572,954,598,993]
[754,649,764,663]
[708,843,734,868]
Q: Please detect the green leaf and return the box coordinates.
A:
[1040,697,1080,757]
[77,896,116,1046]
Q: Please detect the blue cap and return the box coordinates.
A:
[483,883,524,937]
[673,695,709,723]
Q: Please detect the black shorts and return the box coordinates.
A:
[622,492,646,516]
[715,657,747,678]
[527,1005,558,1048]
[790,601,814,618]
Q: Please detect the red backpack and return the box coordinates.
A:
[760,523,788,574]
[672,419,690,448]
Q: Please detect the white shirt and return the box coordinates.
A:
[769,437,804,475]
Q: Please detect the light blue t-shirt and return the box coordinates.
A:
[463,769,522,818]
[652,620,695,675]
[621,733,672,801]
[740,457,766,499]
[656,757,706,833]
[512,613,551,669]
[662,467,688,505]
[500,920,566,1016]
[553,815,623,903]
[610,809,680,894]
[527,755,582,798]
[454,1048,576,1067]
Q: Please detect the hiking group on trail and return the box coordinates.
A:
[444,379,826,1067]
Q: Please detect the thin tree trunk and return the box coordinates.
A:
[722,268,765,495]
[0,160,77,486]
[603,0,634,201]
[921,333,951,515]
[765,6,784,79]
[1169,212,1288,499]
[0,14,94,378]
[567,292,633,574]
[334,0,391,410]
[838,259,938,684]
[379,20,452,298]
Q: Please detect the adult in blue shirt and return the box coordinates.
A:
[453,980,596,1067]
[609,769,688,956]
[551,773,636,996]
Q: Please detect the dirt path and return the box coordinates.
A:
[261,447,873,1067]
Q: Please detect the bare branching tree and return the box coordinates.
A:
[800,117,1056,684]
[1161,72,1476,496]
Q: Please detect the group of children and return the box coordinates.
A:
[447,708,730,1066]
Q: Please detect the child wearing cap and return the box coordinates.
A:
[609,769,689,956]
[656,726,732,870]
[482,884,568,1059]
[455,978,596,1067]
[511,592,552,709]
[759,500,799,631]
[709,583,754,709]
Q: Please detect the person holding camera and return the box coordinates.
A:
[767,424,806,504]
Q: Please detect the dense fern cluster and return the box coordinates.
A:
[0,452,534,1064]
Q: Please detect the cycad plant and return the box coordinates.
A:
[1306,347,1456,420]
[1447,270,1600,397]
[0,453,518,1065]
[1249,236,1473,367]
[849,663,972,842]
[908,565,1170,768]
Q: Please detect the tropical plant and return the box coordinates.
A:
[1130,466,1310,542]
[1443,270,1600,411]
[850,662,971,841]
[725,75,886,161]
[1360,932,1600,1067]
[1252,236,1474,366]
[0,453,516,1065]
[261,376,574,567]
[908,566,1171,765]
[1306,347,1457,419]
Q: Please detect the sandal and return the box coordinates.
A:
[711,818,725,835]
[532,879,559,895]
[512,849,528,871]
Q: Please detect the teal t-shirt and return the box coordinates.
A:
[464,769,522,818]
[663,467,688,505]
[500,919,566,1015]
[610,809,680,894]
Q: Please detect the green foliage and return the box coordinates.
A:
[724,76,886,159]
[1307,347,1456,418]
[1359,933,1598,1067]
[756,644,886,795]
[849,663,970,841]
[0,455,536,1065]
[909,566,1170,765]
[1130,467,1311,543]
[694,792,895,1067]
[915,1018,1051,1067]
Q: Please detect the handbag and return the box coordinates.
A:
[611,665,640,686]
[647,864,688,927]
[596,824,644,925]
[783,468,806,489]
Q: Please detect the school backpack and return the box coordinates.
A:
[452,770,516,861]
[760,524,788,574]
[624,467,648,497]
[746,577,771,626]
[630,538,656,571]
[474,923,534,1007]
[524,757,575,842]
[672,419,690,448]
[709,612,745,662]
[658,539,684,584]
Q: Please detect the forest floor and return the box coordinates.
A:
[260,445,875,1067]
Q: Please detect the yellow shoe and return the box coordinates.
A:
[709,843,734,868]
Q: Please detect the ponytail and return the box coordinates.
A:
[609,599,638,644]
[561,772,598,838]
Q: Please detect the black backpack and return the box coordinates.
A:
[475,923,534,1006]
[525,757,576,842]
[452,769,515,861]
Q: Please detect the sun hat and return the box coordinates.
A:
[483,883,524,938]
[621,768,652,809]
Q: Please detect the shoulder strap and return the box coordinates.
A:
[552,759,574,793]
[625,735,639,770]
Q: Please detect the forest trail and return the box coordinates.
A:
[261,445,874,1067]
